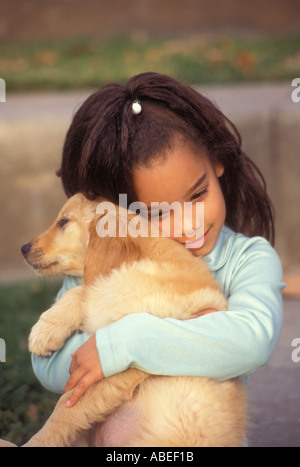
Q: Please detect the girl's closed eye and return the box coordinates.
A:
[190,188,208,202]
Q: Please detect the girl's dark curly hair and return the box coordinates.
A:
[57,72,275,244]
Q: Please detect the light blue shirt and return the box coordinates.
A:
[32,226,285,394]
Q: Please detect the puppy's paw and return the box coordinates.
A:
[28,319,66,357]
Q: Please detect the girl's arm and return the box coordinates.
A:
[95,236,284,380]
[31,276,89,393]
[31,331,91,393]
[32,236,284,393]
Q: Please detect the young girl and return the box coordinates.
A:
[32,72,285,446]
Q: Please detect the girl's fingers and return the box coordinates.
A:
[65,373,96,407]
[64,367,85,394]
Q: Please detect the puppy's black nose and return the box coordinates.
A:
[21,243,31,256]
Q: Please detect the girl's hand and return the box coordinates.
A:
[64,334,104,407]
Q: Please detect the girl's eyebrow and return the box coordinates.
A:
[185,173,207,197]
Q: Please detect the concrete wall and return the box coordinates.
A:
[204,84,300,273]
[0,83,299,280]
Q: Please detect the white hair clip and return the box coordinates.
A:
[132,100,142,115]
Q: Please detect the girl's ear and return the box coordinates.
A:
[215,162,224,178]
[84,217,143,285]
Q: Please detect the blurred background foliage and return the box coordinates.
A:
[1,34,300,91]
[0,279,61,445]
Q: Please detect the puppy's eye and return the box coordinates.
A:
[58,218,69,228]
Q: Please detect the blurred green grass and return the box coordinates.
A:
[0,34,300,91]
[0,279,62,445]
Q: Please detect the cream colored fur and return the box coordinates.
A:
[21,193,246,447]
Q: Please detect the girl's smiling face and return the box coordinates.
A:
[132,139,226,256]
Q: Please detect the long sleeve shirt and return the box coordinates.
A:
[31,225,285,394]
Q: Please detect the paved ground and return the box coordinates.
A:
[247,298,300,447]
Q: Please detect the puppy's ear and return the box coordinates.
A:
[84,217,143,285]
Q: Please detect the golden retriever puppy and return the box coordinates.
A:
[21,193,246,447]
